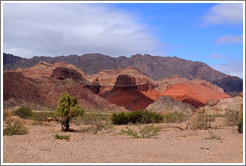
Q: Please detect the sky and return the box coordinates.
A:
[3,2,244,78]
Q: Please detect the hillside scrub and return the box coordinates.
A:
[3,119,28,136]
[111,111,163,125]
[30,112,54,122]
[13,107,33,119]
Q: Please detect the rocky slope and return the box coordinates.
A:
[202,92,243,114]
[146,95,195,114]
[3,62,126,112]
[3,53,243,95]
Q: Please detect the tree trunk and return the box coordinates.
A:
[62,118,70,131]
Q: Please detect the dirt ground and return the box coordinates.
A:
[3,120,243,163]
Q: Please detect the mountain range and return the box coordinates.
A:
[3,53,243,96]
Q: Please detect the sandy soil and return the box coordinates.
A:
[3,121,243,163]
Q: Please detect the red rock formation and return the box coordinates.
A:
[101,75,154,111]
[162,83,230,108]
[3,62,126,112]
[4,61,232,111]
[88,67,158,110]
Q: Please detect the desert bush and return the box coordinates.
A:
[212,113,225,117]
[55,93,84,131]
[13,107,33,119]
[78,112,110,125]
[225,109,242,126]
[3,119,28,136]
[238,117,243,133]
[119,124,162,138]
[162,112,189,123]
[237,105,243,133]
[189,114,214,130]
[54,134,70,141]
[81,121,113,134]
[207,130,221,140]
[3,109,13,121]
[30,112,54,122]
[111,111,163,125]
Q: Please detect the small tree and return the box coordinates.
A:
[55,93,84,131]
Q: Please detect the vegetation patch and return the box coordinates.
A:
[30,112,54,121]
[237,105,243,133]
[189,113,215,130]
[81,121,113,134]
[13,107,33,119]
[207,130,221,140]
[3,119,28,136]
[54,134,71,141]
[111,111,163,125]
[225,105,243,134]
[77,112,111,125]
[162,112,189,123]
[118,124,162,138]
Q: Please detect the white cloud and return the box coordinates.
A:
[209,54,226,59]
[3,3,164,58]
[203,3,243,25]
[212,60,243,78]
[215,35,243,44]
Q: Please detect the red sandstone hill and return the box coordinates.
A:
[100,75,155,110]
[86,68,230,110]
[161,83,230,108]
[3,62,126,112]
[87,67,159,110]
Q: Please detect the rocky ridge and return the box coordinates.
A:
[3,53,243,95]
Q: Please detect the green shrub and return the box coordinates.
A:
[119,124,162,138]
[111,112,129,125]
[3,119,28,136]
[78,112,110,125]
[162,112,189,123]
[30,112,54,122]
[54,134,70,141]
[111,111,163,125]
[13,107,33,119]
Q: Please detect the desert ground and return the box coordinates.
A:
[3,118,243,163]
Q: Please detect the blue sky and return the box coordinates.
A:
[108,3,243,74]
[3,2,244,78]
